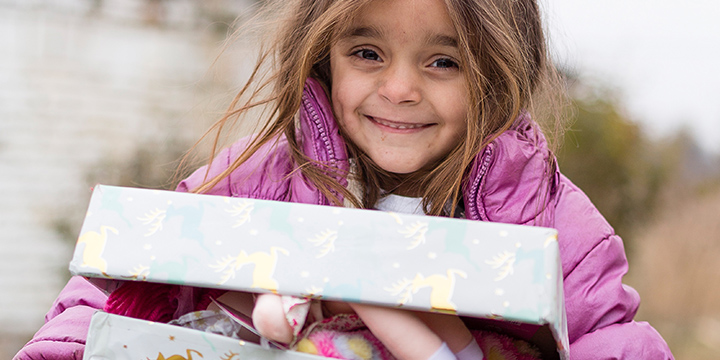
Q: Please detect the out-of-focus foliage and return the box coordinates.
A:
[628,183,720,360]
[557,77,720,251]
[557,87,667,248]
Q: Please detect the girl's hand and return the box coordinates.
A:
[252,293,294,344]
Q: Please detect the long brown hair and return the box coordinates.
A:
[182,0,566,215]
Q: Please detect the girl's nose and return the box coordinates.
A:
[377,66,421,105]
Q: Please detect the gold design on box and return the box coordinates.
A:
[221,351,240,360]
[486,251,516,281]
[385,269,467,312]
[399,221,429,249]
[209,247,289,292]
[129,264,150,280]
[150,349,202,360]
[308,229,337,258]
[227,199,254,227]
[388,212,404,224]
[138,209,167,236]
[77,225,117,274]
[544,234,558,248]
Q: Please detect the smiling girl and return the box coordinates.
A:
[253,1,479,358]
[16,0,673,359]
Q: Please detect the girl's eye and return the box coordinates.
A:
[430,58,459,69]
[352,48,381,61]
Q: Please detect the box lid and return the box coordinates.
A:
[85,311,327,360]
[71,185,568,358]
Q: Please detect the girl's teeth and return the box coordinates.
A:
[373,117,423,129]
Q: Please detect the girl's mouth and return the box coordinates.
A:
[367,116,429,130]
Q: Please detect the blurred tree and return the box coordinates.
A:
[556,87,667,251]
[658,126,720,198]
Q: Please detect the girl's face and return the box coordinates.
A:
[330,0,468,175]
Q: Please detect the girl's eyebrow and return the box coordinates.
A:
[426,34,458,49]
[343,26,381,40]
[342,25,458,49]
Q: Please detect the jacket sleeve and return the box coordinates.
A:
[561,234,673,359]
[554,178,673,359]
[176,146,233,196]
[14,276,107,360]
[570,321,672,359]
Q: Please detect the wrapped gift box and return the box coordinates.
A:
[71,185,568,359]
[85,311,326,360]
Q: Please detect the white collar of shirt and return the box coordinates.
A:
[375,194,424,215]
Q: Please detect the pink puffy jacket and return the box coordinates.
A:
[15,78,672,359]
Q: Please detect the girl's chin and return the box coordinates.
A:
[377,160,438,176]
[365,149,446,176]
[375,162,423,175]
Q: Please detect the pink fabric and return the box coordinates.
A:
[295,314,395,360]
[103,281,227,322]
[14,277,106,360]
[104,281,179,322]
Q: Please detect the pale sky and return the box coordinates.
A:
[543,0,720,154]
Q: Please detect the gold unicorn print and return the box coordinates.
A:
[544,234,558,248]
[486,250,516,281]
[149,349,202,360]
[220,351,240,360]
[138,208,167,236]
[76,226,117,275]
[129,264,150,280]
[387,212,404,225]
[308,229,338,258]
[385,269,467,313]
[209,247,289,292]
[303,286,324,299]
[226,199,254,227]
[399,221,429,249]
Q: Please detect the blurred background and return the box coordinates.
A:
[1,0,718,358]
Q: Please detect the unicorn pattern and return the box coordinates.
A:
[76,225,118,274]
[209,247,289,292]
[385,269,467,313]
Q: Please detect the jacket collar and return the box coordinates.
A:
[463,113,558,225]
[297,78,352,205]
[300,78,348,169]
